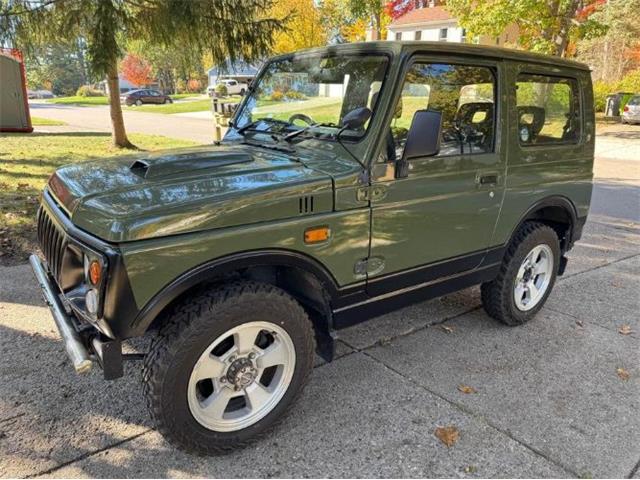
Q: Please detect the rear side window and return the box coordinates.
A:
[628,96,640,106]
[516,73,581,145]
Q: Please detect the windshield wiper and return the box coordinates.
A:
[237,118,292,135]
[283,122,340,142]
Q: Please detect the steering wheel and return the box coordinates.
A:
[288,113,315,126]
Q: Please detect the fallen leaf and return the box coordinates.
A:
[440,325,454,334]
[463,466,477,474]
[458,384,477,394]
[16,183,30,191]
[617,367,630,381]
[435,426,459,447]
[575,320,584,328]
[618,325,633,335]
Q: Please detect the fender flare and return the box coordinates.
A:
[508,195,579,250]
[128,249,342,336]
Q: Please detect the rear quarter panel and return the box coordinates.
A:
[491,63,594,246]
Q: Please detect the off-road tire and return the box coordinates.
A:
[481,222,560,325]
[142,281,315,455]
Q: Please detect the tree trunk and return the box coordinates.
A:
[106,62,135,149]
[554,0,581,57]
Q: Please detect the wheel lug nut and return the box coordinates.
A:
[249,353,256,360]
[220,377,226,383]
[228,355,236,362]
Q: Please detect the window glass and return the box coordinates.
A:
[439,28,448,41]
[395,32,402,40]
[415,31,422,41]
[386,63,495,161]
[234,55,389,139]
[516,74,581,145]
[628,96,640,106]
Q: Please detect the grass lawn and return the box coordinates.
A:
[30,116,67,126]
[0,132,197,265]
[46,96,110,106]
[170,93,204,100]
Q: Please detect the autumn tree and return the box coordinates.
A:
[1,0,284,148]
[121,53,153,87]
[575,0,640,82]
[445,0,592,57]
[269,0,326,54]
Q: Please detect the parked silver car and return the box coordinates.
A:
[622,95,640,124]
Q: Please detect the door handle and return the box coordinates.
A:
[476,173,498,186]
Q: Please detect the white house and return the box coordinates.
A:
[386,2,518,46]
[207,61,260,88]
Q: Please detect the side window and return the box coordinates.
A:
[388,63,496,161]
[516,74,581,145]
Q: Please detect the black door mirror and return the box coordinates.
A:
[396,110,442,178]
[341,107,372,130]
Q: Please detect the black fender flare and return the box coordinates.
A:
[128,249,342,337]
[508,195,579,251]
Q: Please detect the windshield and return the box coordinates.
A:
[232,54,389,140]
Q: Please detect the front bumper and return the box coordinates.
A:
[29,254,124,379]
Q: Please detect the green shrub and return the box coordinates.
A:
[618,69,640,93]
[76,85,105,97]
[592,70,640,112]
[593,81,609,112]
[270,90,284,101]
[215,83,228,97]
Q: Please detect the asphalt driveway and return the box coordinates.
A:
[28,102,216,144]
[0,127,638,478]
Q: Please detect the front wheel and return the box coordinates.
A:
[143,282,314,455]
[481,222,560,325]
[135,99,143,106]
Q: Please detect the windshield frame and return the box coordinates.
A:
[229,50,393,145]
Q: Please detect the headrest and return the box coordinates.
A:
[456,102,494,123]
[517,106,546,135]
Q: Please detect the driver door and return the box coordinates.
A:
[367,58,506,296]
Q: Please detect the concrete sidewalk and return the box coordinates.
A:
[0,156,638,478]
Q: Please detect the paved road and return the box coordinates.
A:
[0,127,638,478]
[29,102,216,144]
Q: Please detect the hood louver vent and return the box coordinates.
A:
[130,159,150,178]
[299,195,314,214]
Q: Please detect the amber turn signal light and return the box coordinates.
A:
[88,260,102,285]
[304,226,330,244]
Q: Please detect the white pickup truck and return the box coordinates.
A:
[207,79,248,97]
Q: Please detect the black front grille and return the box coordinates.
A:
[37,207,67,281]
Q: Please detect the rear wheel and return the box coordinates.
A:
[143,282,315,454]
[481,222,560,325]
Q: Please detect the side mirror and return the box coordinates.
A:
[396,110,442,178]
[342,107,372,130]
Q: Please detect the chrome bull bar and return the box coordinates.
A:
[29,254,93,374]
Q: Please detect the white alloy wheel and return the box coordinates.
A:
[187,321,296,432]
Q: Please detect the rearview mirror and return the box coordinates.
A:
[396,110,442,178]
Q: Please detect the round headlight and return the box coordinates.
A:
[85,289,98,314]
[88,260,102,285]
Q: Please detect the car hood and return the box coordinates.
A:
[47,144,338,243]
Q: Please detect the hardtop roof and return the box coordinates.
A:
[277,41,590,72]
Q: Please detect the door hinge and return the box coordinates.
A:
[354,256,385,277]
[356,185,387,202]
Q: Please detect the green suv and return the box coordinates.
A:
[31,41,594,454]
